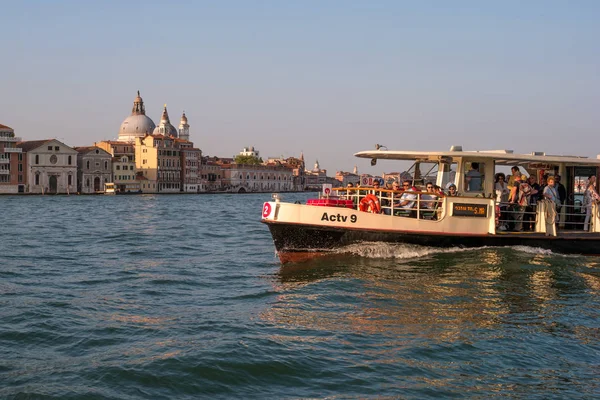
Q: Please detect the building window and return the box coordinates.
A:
[54,146,59,151]
[116,165,121,170]
[104,161,108,170]
[68,175,72,185]
[86,179,90,187]
[129,166,133,170]
[35,174,40,185]
[35,155,39,164]
[48,146,53,151]
[86,161,90,169]
[68,155,72,165]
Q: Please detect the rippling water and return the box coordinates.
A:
[1,193,600,399]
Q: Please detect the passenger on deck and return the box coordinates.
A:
[507,166,521,189]
[555,175,566,214]
[372,179,391,214]
[495,173,510,203]
[394,181,418,217]
[543,176,561,223]
[508,175,530,232]
[465,162,482,192]
[525,175,540,231]
[421,182,438,210]
[495,173,510,231]
[583,175,600,231]
[446,183,459,196]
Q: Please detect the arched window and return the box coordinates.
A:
[35,173,40,185]
[104,160,108,170]
[86,160,90,169]
[68,155,72,165]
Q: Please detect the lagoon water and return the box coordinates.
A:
[1,193,600,399]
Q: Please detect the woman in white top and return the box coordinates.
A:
[494,173,510,203]
[583,175,600,231]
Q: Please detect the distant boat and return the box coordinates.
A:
[104,182,116,195]
[262,145,600,263]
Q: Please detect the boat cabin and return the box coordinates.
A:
[349,145,600,232]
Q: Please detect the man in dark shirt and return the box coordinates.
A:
[555,175,567,205]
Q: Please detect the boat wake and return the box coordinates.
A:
[335,242,563,260]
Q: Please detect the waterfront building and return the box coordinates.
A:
[135,134,181,193]
[336,166,360,187]
[265,154,306,191]
[0,123,23,193]
[74,146,113,193]
[96,140,140,193]
[221,163,294,193]
[178,139,202,192]
[199,157,223,192]
[119,91,156,143]
[304,160,328,190]
[17,139,77,194]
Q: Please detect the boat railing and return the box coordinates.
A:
[329,187,446,220]
[496,201,539,232]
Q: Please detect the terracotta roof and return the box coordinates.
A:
[0,123,14,130]
[17,139,53,152]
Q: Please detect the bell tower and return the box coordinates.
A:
[179,112,190,141]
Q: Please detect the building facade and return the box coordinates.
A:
[199,157,222,192]
[221,164,294,193]
[179,140,202,192]
[75,146,113,193]
[0,123,23,193]
[135,134,182,193]
[96,140,140,193]
[17,139,78,194]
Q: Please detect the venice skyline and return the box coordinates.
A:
[1,1,599,175]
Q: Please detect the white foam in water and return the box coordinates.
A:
[336,242,574,260]
[337,242,474,259]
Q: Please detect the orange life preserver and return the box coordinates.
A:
[359,194,381,214]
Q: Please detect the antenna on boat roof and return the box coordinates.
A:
[375,144,387,150]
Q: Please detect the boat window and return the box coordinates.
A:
[464,161,485,192]
[405,161,438,188]
[439,162,457,190]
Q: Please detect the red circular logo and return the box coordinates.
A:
[324,188,331,195]
[262,203,272,218]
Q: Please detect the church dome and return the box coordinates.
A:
[152,104,178,137]
[118,91,156,142]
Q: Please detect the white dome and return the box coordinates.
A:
[152,123,178,137]
[119,114,156,141]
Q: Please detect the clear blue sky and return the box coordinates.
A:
[1,0,599,175]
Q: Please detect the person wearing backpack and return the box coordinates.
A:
[508,175,529,231]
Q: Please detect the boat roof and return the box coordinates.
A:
[354,147,600,166]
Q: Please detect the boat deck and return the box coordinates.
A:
[496,230,600,239]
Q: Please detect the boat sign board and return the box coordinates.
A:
[452,203,488,217]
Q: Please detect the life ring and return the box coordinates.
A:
[359,194,381,214]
